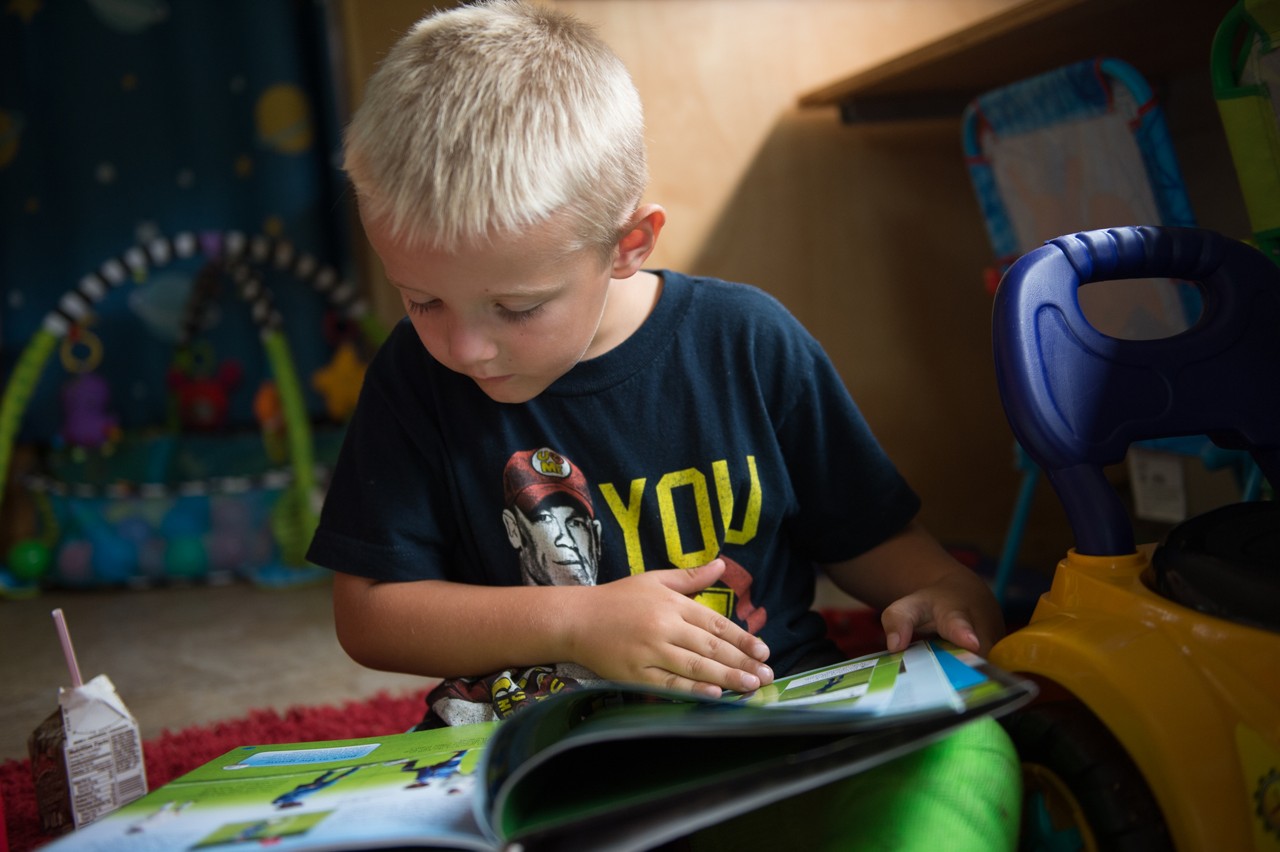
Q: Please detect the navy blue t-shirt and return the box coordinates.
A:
[306,270,920,677]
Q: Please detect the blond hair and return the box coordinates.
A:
[345,0,648,255]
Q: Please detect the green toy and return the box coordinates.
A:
[1213,0,1280,265]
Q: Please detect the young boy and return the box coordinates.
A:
[308,1,1016,845]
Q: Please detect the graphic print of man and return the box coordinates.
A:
[502,448,602,586]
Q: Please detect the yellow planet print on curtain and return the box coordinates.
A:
[255,83,313,155]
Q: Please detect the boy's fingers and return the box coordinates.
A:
[658,640,772,694]
[685,596,771,666]
[689,620,773,683]
[644,559,773,686]
[883,597,987,655]
[654,559,726,595]
[880,599,925,652]
[937,611,983,654]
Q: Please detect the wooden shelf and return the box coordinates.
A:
[799,0,1236,122]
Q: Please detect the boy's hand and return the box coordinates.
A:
[823,521,1006,659]
[878,569,1004,657]
[567,559,773,698]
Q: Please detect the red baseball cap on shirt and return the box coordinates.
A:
[503,447,594,518]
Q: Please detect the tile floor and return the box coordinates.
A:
[1,575,866,763]
[0,579,426,763]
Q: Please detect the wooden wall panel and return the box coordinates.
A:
[554,0,1022,272]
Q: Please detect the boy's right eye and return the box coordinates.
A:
[406,299,438,316]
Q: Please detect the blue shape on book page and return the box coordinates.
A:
[222,743,381,769]
[929,641,989,691]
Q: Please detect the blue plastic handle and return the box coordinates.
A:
[992,226,1280,555]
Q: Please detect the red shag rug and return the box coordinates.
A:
[1,689,432,852]
[0,608,881,852]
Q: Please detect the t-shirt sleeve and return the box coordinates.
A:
[772,322,921,563]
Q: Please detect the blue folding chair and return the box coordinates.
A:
[962,58,1258,604]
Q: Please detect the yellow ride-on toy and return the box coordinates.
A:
[988,225,1279,851]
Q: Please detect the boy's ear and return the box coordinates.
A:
[611,204,666,278]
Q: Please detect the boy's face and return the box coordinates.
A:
[362,211,616,403]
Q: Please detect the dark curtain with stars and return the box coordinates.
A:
[0,0,353,446]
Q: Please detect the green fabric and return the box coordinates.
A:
[1218,94,1280,235]
[686,717,1020,851]
[1213,1,1280,257]
[1245,0,1280,41]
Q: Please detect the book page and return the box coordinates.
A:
[483,641,1036,849]
[44,641,1035,852]
[42,725,500,852]
[730,640,963,716]
[879,642,964,715]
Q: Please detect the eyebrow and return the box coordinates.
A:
[388,278,565,302]
[385,279,434,303]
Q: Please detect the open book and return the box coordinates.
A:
[43,640,1036,851]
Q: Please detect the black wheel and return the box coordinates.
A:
[1002,699,1173,852]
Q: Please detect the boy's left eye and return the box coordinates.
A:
[406,299,438,316]
[497,302,546,323]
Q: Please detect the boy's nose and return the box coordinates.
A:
[445,317,498,366]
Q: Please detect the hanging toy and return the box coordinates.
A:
[164,259,243,432]
[253,379,288,463]
[168,360,242,431]
[311,340,367,422]
[311,309,369,422]
[58,323,120,452]
[167,341,243,432]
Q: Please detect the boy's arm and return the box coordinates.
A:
[332,559,774,698]
[820,520,1005,656]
